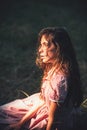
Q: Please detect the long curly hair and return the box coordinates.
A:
[36,27,83,107]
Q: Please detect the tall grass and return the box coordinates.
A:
[0,0,87,104]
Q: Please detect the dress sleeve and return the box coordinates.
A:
[49,74,68,103]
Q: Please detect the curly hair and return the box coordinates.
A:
[36,27,83,107]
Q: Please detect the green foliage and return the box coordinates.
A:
[0,0,87,104]
[81,98,87,111]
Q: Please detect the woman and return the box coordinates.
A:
[0,27,83,130]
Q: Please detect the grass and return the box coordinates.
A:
[0,0,87,105]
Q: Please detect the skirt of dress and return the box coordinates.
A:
[0,93,48,130]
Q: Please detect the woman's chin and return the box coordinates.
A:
[42,60,48,63]
[41,59,48,63]
[42,59,53,64]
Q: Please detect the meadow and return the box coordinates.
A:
[0,0,87,105]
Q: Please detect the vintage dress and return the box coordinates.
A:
[0,73,71,130]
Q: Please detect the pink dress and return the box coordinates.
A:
[0,73,68,130]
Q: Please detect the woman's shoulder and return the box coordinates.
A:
[52,71,68,81]
[50,72,68,89]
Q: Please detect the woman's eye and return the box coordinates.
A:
[39,41,51,49]
[44,42,51,47]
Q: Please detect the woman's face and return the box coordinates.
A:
[39,35,57,64]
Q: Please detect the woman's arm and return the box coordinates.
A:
[9,97,45,129]
[46,101,58,130]
[20,100,45,124]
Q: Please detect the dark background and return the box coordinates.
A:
[0,0,87,105]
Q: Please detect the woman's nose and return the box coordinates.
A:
[39,46,43,53]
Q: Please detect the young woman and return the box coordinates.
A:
[0,27,83,130]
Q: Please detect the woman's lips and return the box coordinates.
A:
[40,54,47,57]
[40,56,45,59]
[41,56,48,61]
